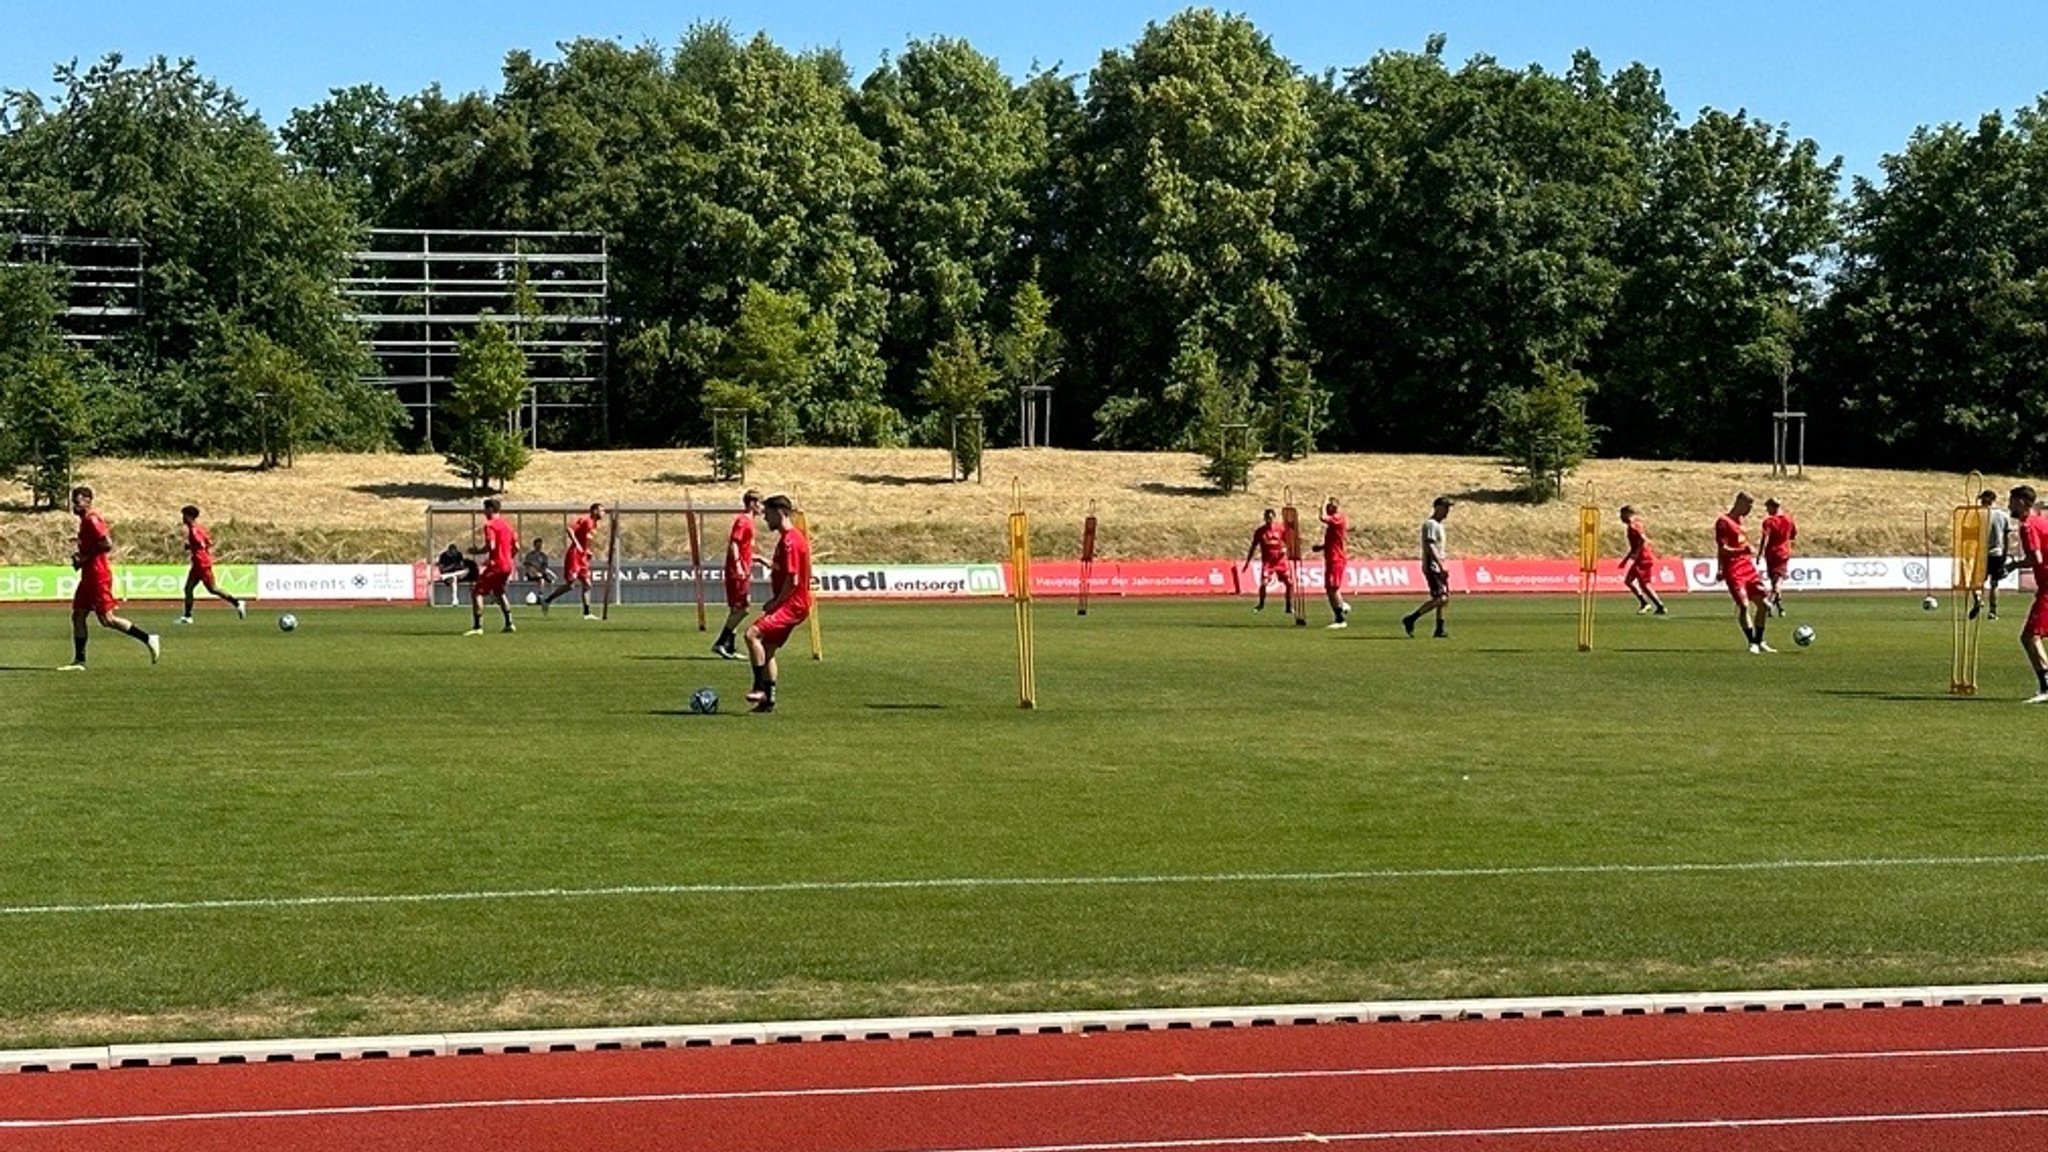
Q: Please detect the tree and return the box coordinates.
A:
[1268,351,1328,461]
[917,328,1001,479]
[1494,363,1598,501]
[1060,10,1313,449]
[213,331,328,469]
[992,278,1062,441]
[0,345,94,510]
[443,318,531,491]
[280,83,405,218]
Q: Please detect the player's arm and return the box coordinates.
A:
[1244,531,1262,568]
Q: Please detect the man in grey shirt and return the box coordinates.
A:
[1974,488,2012,621]
[1402,496,1454,638]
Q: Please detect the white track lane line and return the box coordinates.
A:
[4,1045,2046,1130]
[3,853,2046,918]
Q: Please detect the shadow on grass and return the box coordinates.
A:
[353,481,479,502]
[624,653,726,663]
[1135,482,1227,498]
[651,471,719,487]
[0,665,61,673]
[145,459,266,475]
[849,473,960,488]
[647,709,732,719]
[1820,689,1981,703]
[865,702,947,711]
[1448,486,1536,506]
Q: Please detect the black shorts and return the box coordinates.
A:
[1425,565,1451,599]
[1988,554,2010,584]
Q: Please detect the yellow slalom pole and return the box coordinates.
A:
[1577,488,1600,653]
[1009,480,1037,709]
[793,508,823,662]
[1951,472,1986,695]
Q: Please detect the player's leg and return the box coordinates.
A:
[1324,583,1346,628]
[1646,579,1667,614]
[1254,567,1269,612]
[180,570,199,622]
[203,570,244,616]
[468,582,486,634]
[1431,592,1448,637]
[1730,589,1757,649]
[98,608,159,662]
[744,625,777,708]
[65,607,89,669]
[495,591,515,631]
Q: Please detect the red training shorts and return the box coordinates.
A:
[753,600,810,650]
[1766,555,1790,581]
[73,574,117,617]
[1261,560,1291,588]
[724,569,751,611]
[2027,592,2048,640]
[1630,558,1655,584]
[1324,556,1346,592]
[475,567,512,598]
[1725,569,1766,605]
[187,560,216,590]
[564,551,590,583]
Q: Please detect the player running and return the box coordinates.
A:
[1402,496,1454,639]
[175,504,247,624]
[714,490,765,659]
[1618,505,1667,616]
[1759,498,1798,616]
[541,503,605,619]
[466,497,518,635]
[1312,497,1350,628]
[60,486,160,670]
[1241,508,1294,615]
[2010,487,2048,704]
[1973,489,2012,622]
[1716,492,1773,653]
[744,495,813,714]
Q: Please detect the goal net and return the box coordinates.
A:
[422,500,763,624]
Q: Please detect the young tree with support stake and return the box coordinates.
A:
[443,317,531,492]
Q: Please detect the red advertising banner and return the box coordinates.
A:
[1464,557,1688,594]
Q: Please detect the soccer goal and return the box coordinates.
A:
[422,499,762,626]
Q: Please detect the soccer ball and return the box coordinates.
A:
[689,687,719,715]
[278,613,299,633]
[1793,624,1816,647]
[1922,595,1939,611]
[524,591,539,606]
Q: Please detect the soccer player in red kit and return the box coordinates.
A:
[2009,486,2048,704]
[744,495,812,713]
[60,486,160,670]
[714,490,764,659]
[1716,491,1773,653]
[176,505,247,624]
[1312,496,1350,628]
[1759,497,1798,617]
[1241,508,1294,615]
[1618,505,1667,616]
[466,497,519,635]
[541,502,604,619]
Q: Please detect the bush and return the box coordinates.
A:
[443,319,531,492]
[1494,363,1598,502]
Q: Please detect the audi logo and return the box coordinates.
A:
[1841,560,1891,578]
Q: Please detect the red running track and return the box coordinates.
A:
[3,1006,2048,1151]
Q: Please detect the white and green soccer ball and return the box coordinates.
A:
[278,613,299,633]
[1922,595,1939,611]
[689,687,719,715]
[1793,624,1815,647]
[524,591,539,605]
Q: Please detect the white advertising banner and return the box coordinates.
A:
[810,564,1009,599]
[1680,555,1955,593]
[257,564,422,601]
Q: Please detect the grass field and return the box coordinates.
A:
[0,448,2013,564]
[1,593,2044,1050]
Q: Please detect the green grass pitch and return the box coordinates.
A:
[0,594,2044,1047]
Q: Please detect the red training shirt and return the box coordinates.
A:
[1715,513,1758,581]
[482,517,518,574]
[2025,513,2048,592]
[77,511,113,582]
[1253,522,1287,563]
[1760,513,1797,561]
[568,515,596,558]
[773,526,813,610]
[728,513,756,577]
[185,522,213,564]
[1626,517,1653,562]
[1321,513,1348,559]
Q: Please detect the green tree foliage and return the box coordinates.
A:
[1269,352,1329,461]
[212,331,328,469]
[1061,9,1312,449]
[857,38,1040,414]
[0,265,93,507]
[1494,363,1598,501]
[992,278,1063,440]
[443,318,531,491]
[1806,104,2048,472]
[917,328,1001,479]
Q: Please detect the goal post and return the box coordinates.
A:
[422,500,759,614]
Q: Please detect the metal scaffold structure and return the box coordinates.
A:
[1,208,145,345]
[344,228,611,449]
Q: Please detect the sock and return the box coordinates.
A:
[1402,611,1416,626]
[501,605,514,625]
[472,610,483,630]
[764,679,777,703]
[124,623,151,646]
[1256,591,1266,609]
[182,594,194,617]
[2038,669,2048,693]
[716,627,734,649]
[752,665,767,691]
[74,635,86,664]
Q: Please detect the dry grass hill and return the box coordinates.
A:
[0,448,2006,566]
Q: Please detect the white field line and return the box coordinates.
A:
[4,1044,2047,1130]
[3,853,2046,918]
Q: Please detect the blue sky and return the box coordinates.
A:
[8,1,2047,183]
